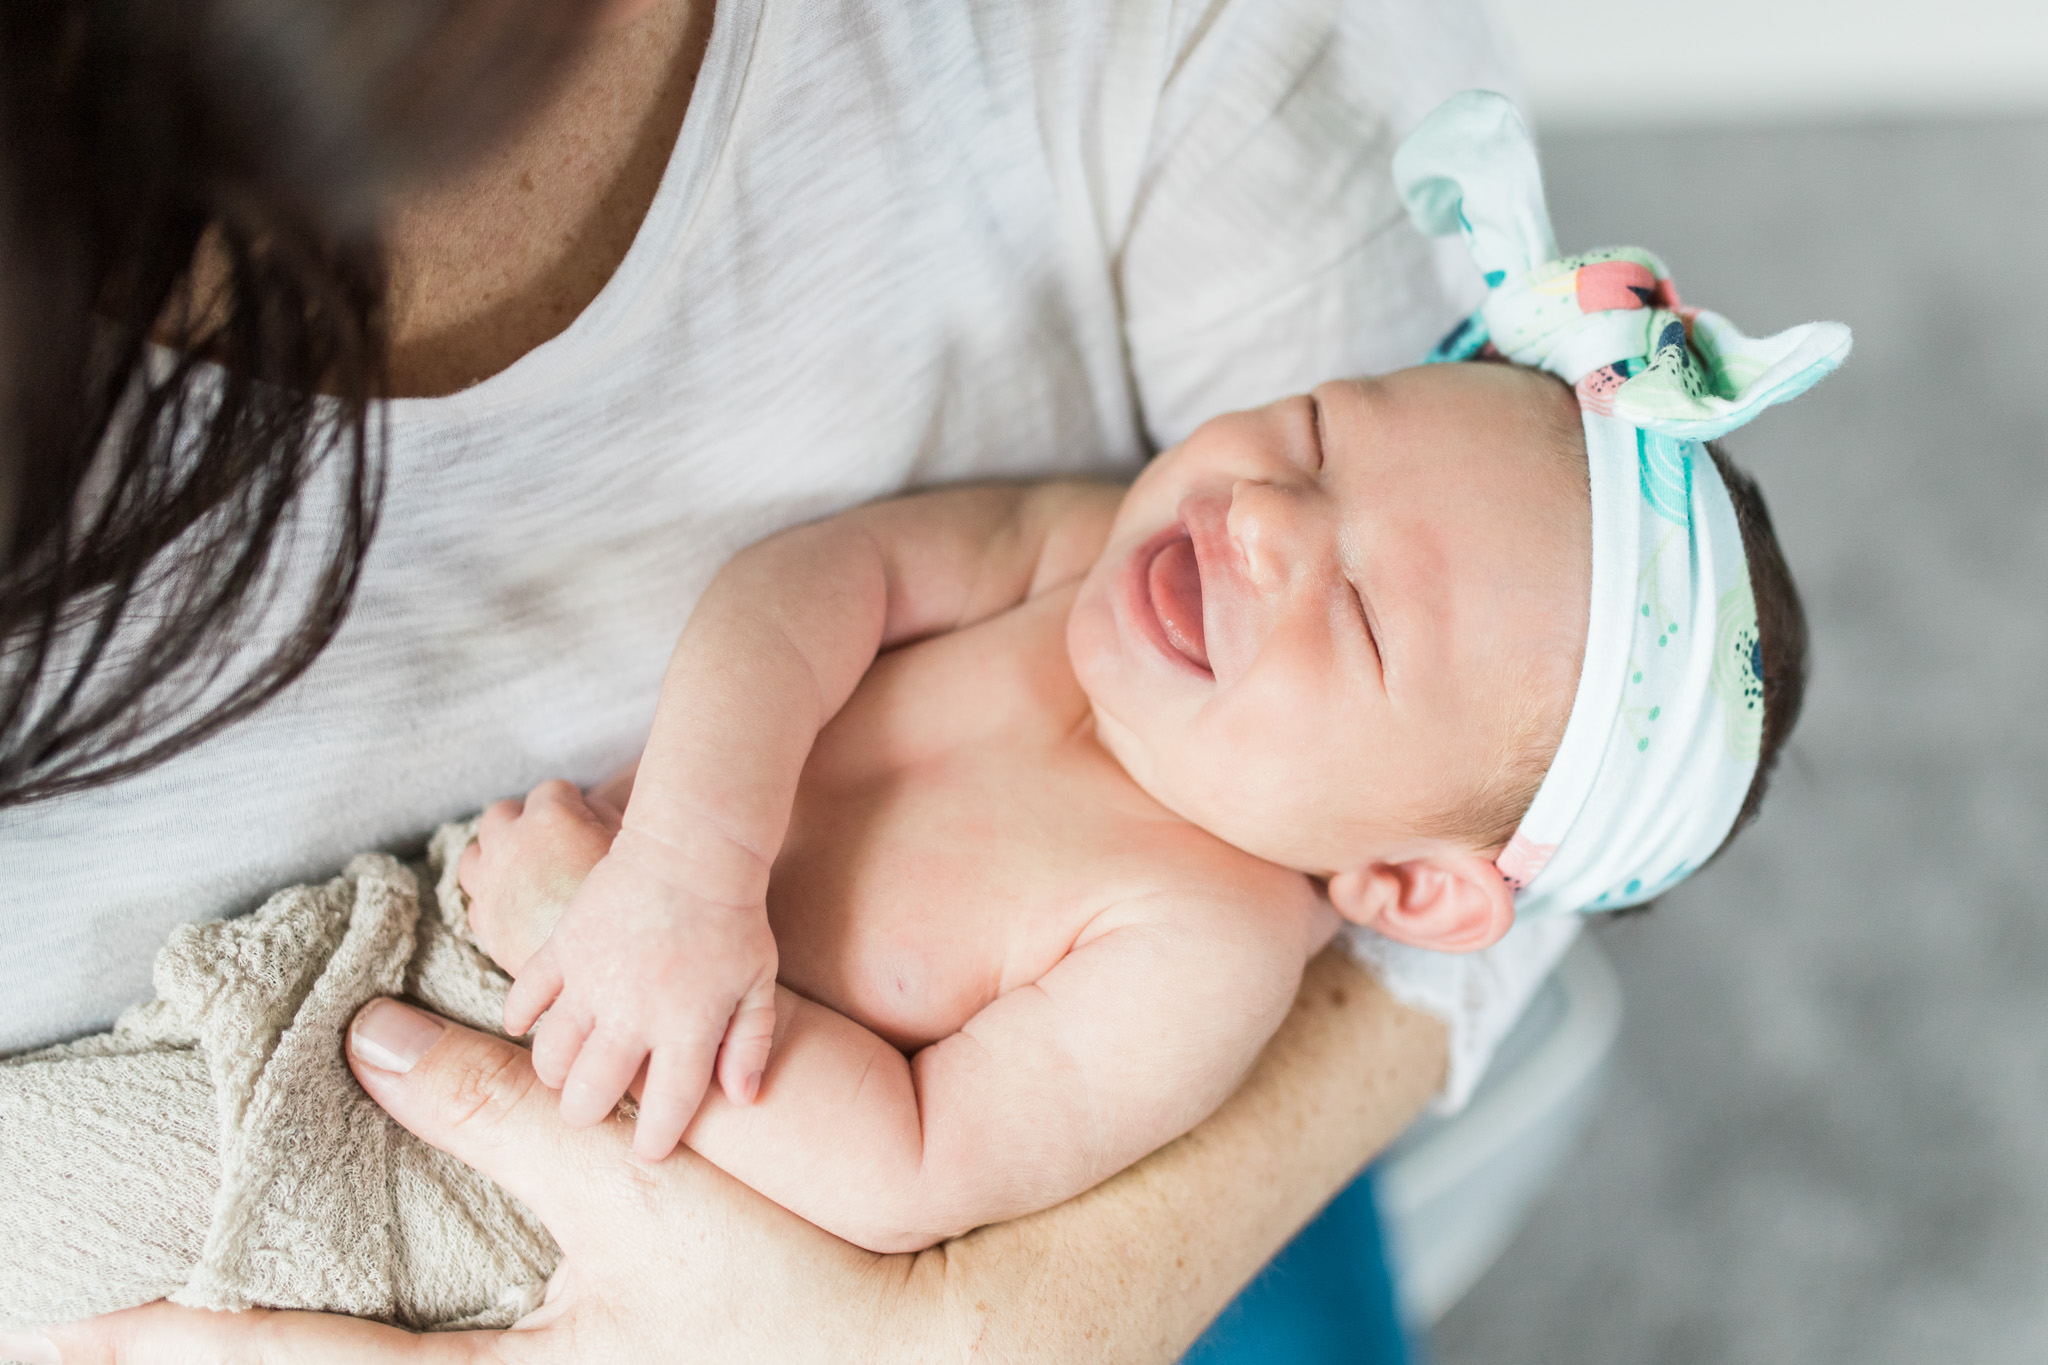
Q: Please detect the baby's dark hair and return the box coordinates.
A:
[1445,436,1808,861]
[1701,438,1808,848]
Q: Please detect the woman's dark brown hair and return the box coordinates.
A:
[0,0,599,808]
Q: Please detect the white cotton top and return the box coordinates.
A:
[0,0,1571,1106]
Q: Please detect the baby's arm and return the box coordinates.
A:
[679,880,1328,1254]
[499,481,1120,1160]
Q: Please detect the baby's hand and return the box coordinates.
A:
[461,780,624,973]
[501,815,779,1163]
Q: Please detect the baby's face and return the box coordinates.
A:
[1067,362,1591,876]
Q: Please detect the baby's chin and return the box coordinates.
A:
[1081,709,1372,881]
[1079,698,1147,781]
[1080,701,1203,820]
[1063,564,1121,696]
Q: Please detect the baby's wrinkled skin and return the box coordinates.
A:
[462,361,1590,1253]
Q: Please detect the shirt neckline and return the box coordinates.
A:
[388,0,764,420]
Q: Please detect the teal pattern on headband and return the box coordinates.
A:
[1638,431,1693,527]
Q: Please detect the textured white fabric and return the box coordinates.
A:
[0,826,554,1333]
[0,0,1539,1104]
[1341,916,1580,1112]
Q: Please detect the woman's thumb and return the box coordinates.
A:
[347,998,620,1239]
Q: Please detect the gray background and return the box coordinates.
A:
[1432,118,2048,1364]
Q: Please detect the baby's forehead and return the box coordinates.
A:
[1327,363,1591,773]
[1411,359,1580,434]
[1329,362,1584,476]
[1325,364,1588,538]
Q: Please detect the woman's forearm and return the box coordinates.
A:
[44,951,1443,1364]
[908,946,1446,1362]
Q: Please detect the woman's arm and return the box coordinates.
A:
[38,947,1441,1364]
[927,945,1443,1359]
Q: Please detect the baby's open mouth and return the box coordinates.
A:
[1147,529,1209,670]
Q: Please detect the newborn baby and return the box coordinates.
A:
[468,361,1598,1251]
[482,91,1852,1254]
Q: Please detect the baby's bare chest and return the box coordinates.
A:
[766,597,1226,1049]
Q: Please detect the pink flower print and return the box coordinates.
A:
[1574,260,1679,314]
[1496,833,1559,890]
[1577,363,1629,416]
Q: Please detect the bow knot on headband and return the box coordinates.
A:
[1393,91,1852,917]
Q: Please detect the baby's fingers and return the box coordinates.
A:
[528,1004,593,1091]
[502,948,565,1037]
[630,1045,711,1163]
[716,978,778,1106]
[456,838,484,900]
[558,1033,649,1129]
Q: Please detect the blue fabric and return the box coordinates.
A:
[1181,1169,1415,1365]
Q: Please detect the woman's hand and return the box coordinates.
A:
[24,999,945,1364]
[19,947,1445,1365]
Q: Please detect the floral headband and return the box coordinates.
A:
[1394,91,1851,916]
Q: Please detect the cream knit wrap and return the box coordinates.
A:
[0,823,557,1335]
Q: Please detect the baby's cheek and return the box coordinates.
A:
[1220,651,1333,766]
[1206,683,1360,854]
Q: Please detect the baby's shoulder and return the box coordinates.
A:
[1016,479,1124,596]
[1079,829,1336,966]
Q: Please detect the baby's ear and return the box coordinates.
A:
[1327,852,1515,954]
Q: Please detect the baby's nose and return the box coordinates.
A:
[1227,480,1309,586]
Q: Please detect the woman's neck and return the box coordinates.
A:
[382,0,712,397]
